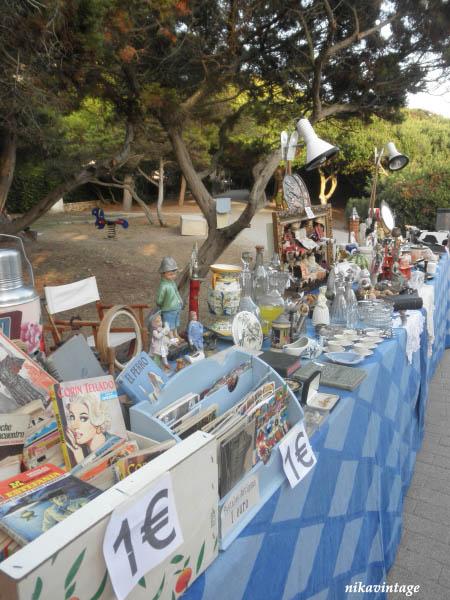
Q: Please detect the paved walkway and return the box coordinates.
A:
[388,349,450,599]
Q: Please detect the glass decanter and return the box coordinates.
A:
[330,276,347,326]
[344,275,358,329]
[239,251,260,317]
[257,273,285,335]
[252,245,268,303]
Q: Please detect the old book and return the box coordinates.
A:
[294,362,367,391]
[0,413,30,461]
[219,419,255,498]
[154,393,200,427]
[50,375,127,470]
[0,474,101,546]
[174,404,218,440]
[0,464,65,504]
[259,351,302,378]
[45,335,105,381]
[22,418,65,470]
[113,439,176,481]
[115,352,168,405]
[0,332,56,414]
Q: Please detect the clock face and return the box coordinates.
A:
[282,174,311,211]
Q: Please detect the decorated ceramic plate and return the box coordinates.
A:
[282,174,311,211]
[324,351,365,365]
[232,311,263,351]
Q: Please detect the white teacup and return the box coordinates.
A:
[427,262,437,275]
[327,342,345,353]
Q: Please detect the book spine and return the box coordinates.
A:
[50,386,72,470]
[0,520,26,547]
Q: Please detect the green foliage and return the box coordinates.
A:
[377,166,450,230]
[7,161,62,213]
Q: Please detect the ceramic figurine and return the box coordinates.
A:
[187,310,204,351]
[149,312,171,372]
[312,286,330,327]
[156,256,183,339]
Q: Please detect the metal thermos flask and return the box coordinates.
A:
[0,235,41,353]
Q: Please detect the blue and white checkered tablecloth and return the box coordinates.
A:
[184,254,450,600]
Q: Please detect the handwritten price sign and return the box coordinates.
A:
[279,422,316,488]
[103,472,183,600]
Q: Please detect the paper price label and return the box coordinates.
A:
[220,475,260,538]
[103,472,183,600]
[305,206,315,219]
[279,422,316,489]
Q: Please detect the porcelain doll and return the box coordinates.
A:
[149,312,171,372]
[156,256,183,339]
[187,310,204,351]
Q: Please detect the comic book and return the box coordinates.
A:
[0,474,101,545]
[0,332,56,414]
[22,418,65,470]
[113,439,176,481]
[0,464,65,504]
[50,375,127,470]
[115,352,168,404]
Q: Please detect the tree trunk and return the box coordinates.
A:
[0,121,135,234]
[156,158,167,227]
[319,169,337,204]
[122,174,134,211]
[178,175,186,206]
[0,129,17,213]
[0,169,94,234]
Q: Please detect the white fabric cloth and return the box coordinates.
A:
[393,310,425,363]
[419,284,435,356]
[45,276,100,314]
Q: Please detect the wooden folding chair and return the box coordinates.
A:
[43,277,149,366]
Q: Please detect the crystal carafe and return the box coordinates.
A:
[252,245,268,303]
[344,276,358,329]
[330,277,347,326]
[238,252,260,317]
[257,272,285,335]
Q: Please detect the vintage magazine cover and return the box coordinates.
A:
[0,464,65,504]
[0,474,101,545]
[50,375,127,469]
[0,332,56,414]
[0,413,30,460]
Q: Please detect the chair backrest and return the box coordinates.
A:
[44,276,100,315]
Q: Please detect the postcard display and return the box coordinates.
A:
[0,431,218,600]
[130,348,304,549]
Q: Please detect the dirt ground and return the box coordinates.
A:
[11,198,346,332]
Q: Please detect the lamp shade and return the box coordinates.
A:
[296,118,339,170]
[386,141,409,171]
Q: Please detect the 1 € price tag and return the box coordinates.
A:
[220,475,260,538]
[279,422,316,488]
[305,206,315,219]
[103,472,183,600]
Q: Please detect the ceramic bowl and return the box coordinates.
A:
[343,330,359,340]
[330,337,353,348]
[366,329,383,337]
[327,342,345,353]
[362,336,383,344]
[353,344,373,356]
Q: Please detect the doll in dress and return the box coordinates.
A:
[149,312,171,372]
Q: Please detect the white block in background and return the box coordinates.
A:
[180,214,208,236]
[215,197,231,214]
[217,213,230,229]
[266,222,275,256]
